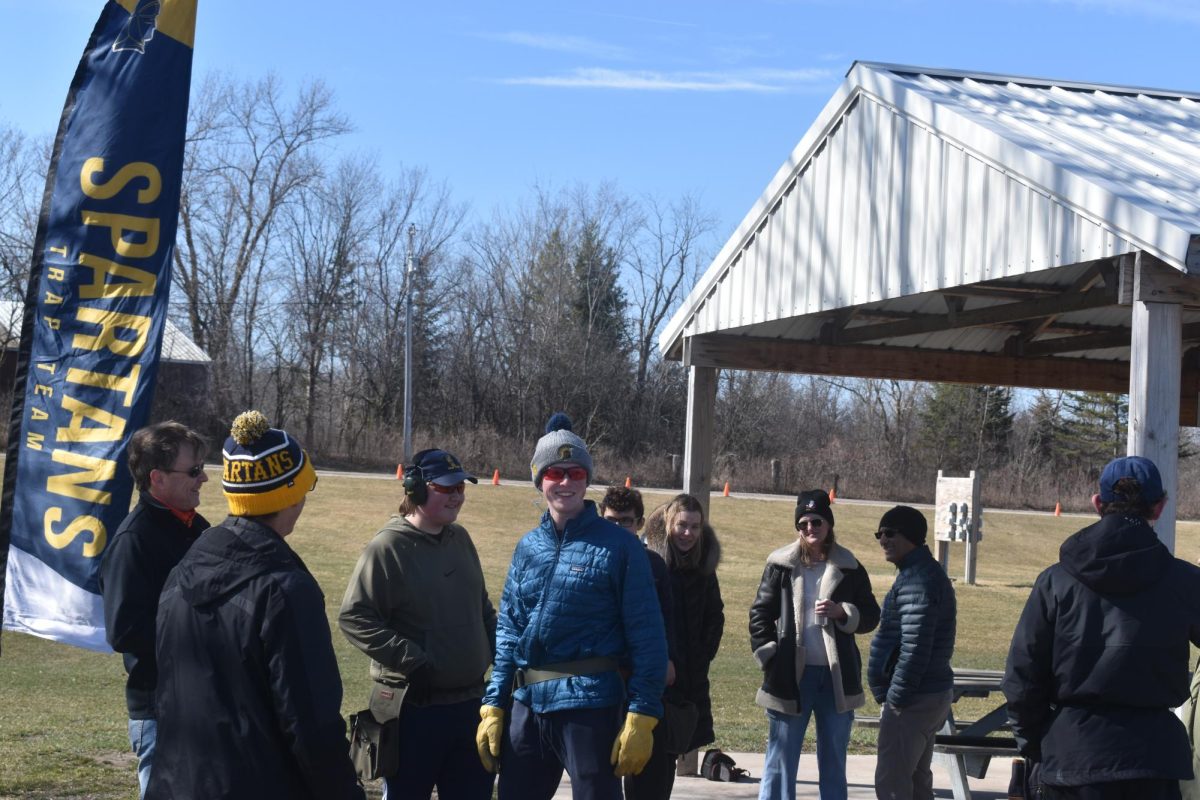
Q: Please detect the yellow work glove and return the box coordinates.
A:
[476,705,505,773]
[610,711,658,777]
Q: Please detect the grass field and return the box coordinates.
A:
[2,472,1198,798]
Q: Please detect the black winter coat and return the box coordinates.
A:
[147,516,364,800]
[867,545,956,708]
[1003,513,1200,787]
[749,541,880,714]
[99,494,208,718]
[646,510,724,751]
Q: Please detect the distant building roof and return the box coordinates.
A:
[0,299,210,364]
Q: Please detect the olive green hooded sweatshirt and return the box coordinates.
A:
[339,515,496,705]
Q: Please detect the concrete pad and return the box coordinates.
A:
[552,752,1016,798]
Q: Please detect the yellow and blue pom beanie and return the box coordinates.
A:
[222,410,317,516]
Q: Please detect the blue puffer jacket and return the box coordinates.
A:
[484,501,667,718]
[867,545,956,708]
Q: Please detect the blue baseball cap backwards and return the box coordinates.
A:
[1098,456,1164,503]
[413,449,478,486]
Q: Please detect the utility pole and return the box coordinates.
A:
[402,223,417,464]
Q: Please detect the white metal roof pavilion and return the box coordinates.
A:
[661,62,1200,548]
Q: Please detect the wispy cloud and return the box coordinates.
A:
[477,31,631,60]
[1037,0,1200,24]
[585,11,700,28]
[499,67,835,93]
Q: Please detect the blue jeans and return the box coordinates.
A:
[127,717,157,798]
[759,666,853,800]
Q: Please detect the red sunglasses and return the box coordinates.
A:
[429,482,466,495]
[543,466,587,482]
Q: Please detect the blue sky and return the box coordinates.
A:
[2,0,1200,242]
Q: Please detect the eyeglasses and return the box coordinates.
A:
[604,514,640,530]
[429,482,466,495]
[542,466,587,482]
[161,464,205,479]
[796,518,826,530]
[874,528,901,540]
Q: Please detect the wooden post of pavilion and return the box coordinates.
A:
[1125,252,1184,552]
[683,337,717,517]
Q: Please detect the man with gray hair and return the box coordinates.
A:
[1005,456,1200,799]
[99,421,209,797]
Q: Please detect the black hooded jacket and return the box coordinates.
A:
[147,516,363,800]
[645,506,724,751]
[1003,513,1200,787]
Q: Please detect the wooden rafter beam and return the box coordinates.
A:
[686,333,1200,425]
[1119,251,1200,305]
[834,285,1117,345]
[1010,262,1108,348]
[852,307,1121,337]
[1023,321,1200,357]
[687,334,1130,392]
[818,307,859,345]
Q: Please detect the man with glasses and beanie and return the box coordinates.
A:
[868,505,956,800]
[339,448,497,800]
[147,411,364,800]
[476,413,667,800]
[1004,456,1200,800]
[100,422,210,797]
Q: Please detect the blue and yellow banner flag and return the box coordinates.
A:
[0,0,197,651]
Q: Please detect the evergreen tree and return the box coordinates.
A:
[1027,390,1064,466]
[570,220,628,352]
[1058,391,1127,472]
[918,384,1014,473]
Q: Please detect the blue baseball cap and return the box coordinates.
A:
[1098,456,1164,503]
[412,449,478,486]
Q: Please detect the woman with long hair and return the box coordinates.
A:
[749,489,880,800]
[644,493,724,789]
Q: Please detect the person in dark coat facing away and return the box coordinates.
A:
[147,411,364,800]
[645,493,724,764]
[1003,456,1200,800]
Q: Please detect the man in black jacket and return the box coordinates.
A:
[99,422,209,798]
[1004,456,1200,800]
[147,411,363,800]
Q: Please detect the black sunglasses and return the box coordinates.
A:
[796,518,827,530]
[161,464,206,479]
[874,527,901,540]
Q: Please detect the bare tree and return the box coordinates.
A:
[172,74,351,419]
[277,158,375,447]
[627,193,716,391]
[340,167,465,434]
[0,124,45,311]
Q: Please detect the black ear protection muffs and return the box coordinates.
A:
[402,450,432,506]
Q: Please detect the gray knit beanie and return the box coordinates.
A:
[530,412,593,488]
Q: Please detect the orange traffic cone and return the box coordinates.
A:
[396,463,404,479]
[723,481,731,497]
[492,469,500,486]
[1054,502,1062,517]
[829,487,837,503]
[625,476,632,488]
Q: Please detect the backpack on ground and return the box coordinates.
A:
[700,748,749,782]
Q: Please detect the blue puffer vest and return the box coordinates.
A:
[484,501,667,717]
[867,545,956,707]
